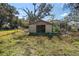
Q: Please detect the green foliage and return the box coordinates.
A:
[18,19,29,28]
[52,23,60,33]
[0,3,19,29]
[71,26,78,32]
[52,25,60,33]
[63,3,79,22]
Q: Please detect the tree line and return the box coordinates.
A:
[0,3,53,30]
[0,3,29,30]
[0,3,79,32]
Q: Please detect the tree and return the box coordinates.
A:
[63,3,79,32]
[63,3,79,21]
[0,3,18,29]
[23,3,53,23]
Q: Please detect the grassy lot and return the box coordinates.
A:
[0,29,79,56]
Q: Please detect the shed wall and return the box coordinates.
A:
[29,21,52,33]
[29,25,36,33]
[46,25,52,33]
[29,25,52,33]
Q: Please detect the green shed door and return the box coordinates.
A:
[36,25,45,33]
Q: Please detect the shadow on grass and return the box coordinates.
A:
[56,34,62,40]
[28,32,62,40]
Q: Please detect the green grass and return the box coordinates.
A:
[0,29,79,56]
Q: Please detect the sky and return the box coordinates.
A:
[9,3,70,20]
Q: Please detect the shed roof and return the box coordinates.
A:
[29,20,52,25]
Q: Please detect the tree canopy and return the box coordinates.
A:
[23,3,53,22]
[0,3,19,29]
[63,3,79,21]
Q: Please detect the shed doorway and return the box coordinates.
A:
[36,25,45,33]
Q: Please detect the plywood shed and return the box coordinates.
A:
[29,20,52,34]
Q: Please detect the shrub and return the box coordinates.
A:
[71,26,77,32]
[52,25,60,33]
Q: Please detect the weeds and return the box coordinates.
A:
[0,29,79,56]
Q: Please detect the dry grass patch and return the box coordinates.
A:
[0,30,79,56]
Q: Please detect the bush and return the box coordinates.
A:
[52,25,60,33]
[2,24,10,30]
[71,26,77,32]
